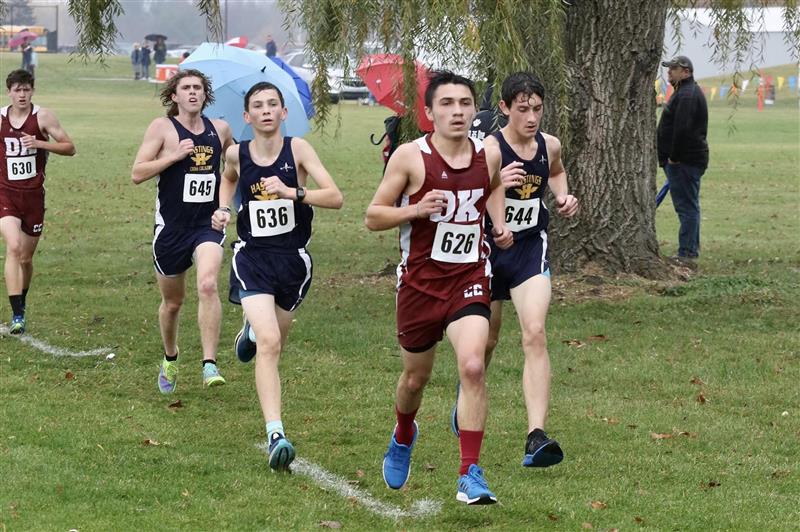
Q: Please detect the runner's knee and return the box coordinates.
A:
[459,357,486,386]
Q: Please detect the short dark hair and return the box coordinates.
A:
[424,70,476,108]
[6,69,34,90]
[160,69,214,118]
[244,82,284,110]
[501,72,545,108]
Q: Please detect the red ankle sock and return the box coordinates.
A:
[394,406,418,446]
[459,430,484,475]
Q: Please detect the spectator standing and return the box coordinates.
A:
[265,35,277,57]
[131,43,142,80]
[21,43,33,75]
[656,55,709,266]
[154,38,167,64]
[140,43,152,80]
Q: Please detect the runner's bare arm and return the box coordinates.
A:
[365,142,444,231]
[27,108,75,156]
[212,144,240,231]
[288,137,343,209]
[544,134,578,217]
[131,118,193,184]
[485,143,513,249]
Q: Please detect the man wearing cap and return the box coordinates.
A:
[657,55,709,266]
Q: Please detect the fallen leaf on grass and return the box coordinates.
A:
[590,500,607,510]
[168,400,183,409]
[690,376,705,385]
[29,373,38,382]
[701,480,721,490]
[771,470,790,479]
[627,424,638,429]
[677,431,698,438]
[355,469,364,478]
[582,523,593,529]
[634,516,644,524]
[547,513,559,521]
[319,521,342,529]
[601,417,620,425]
[142,438,160,446]
[425,463,436,471]
[562,339,585,348]
[587,334,608,342]
[696,393,707,404]
[65,371,75,380]
[181,489,190,497]
[650,432,673,440]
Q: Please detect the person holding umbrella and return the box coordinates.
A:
[131,69,233,393]
[212,81,343,471]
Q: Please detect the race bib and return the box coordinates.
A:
[182,173,215,203]
[431,222,480,263]
[6,155,36,181]
[504,198,540,232]
[249,199,295,237]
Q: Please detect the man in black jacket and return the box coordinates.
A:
[657,55,708,264]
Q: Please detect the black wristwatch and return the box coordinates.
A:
[296,187,306,203]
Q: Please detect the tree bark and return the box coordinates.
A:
[547,0,669,277]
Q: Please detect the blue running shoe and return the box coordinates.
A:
[158,358,178,394]
[450,382,461,437]
[456,464,498,505]
[522,428,563,467]
[234,319,257,363]
[268,432,295,471]
[382,421,418,490]
[202,363,226,387]
[9,315,25,335]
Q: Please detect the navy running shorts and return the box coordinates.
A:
[489,230,550,301]
[152,224,225,276]
[230,243,313,312]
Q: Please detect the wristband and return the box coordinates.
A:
[217,206,231,214]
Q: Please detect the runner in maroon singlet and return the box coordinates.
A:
[0,69,75,334]
[365,71,512,505]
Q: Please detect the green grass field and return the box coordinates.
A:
[0,53,798,530]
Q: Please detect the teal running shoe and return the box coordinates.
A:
[202,363,226,387]
[158,358,178,394]
[456,464,497,505]
[268,432,295,471]
[9,315,25,335]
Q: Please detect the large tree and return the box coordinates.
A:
[2,0,795,276]
[279,0,798,277]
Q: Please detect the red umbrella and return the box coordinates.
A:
[9,30,38,49]
[224,36,249,49]
[356,53,433,132]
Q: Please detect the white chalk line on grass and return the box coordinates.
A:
[0,325,113,357]
[256,443,442,520]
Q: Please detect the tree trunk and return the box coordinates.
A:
[547,1,669,277]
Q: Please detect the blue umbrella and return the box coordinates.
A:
[180,42,309,140]
[656,179,669,207]
[269,56,315,119]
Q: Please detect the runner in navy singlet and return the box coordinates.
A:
[132,69,233,394]
[212,82,342,471]
[472,72,578,468]
[0,69,75,334]
[365,71,512,505]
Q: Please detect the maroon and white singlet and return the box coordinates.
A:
[395,134,493,350]
[0,105,48,190]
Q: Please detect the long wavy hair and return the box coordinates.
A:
[160,69,215,118]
